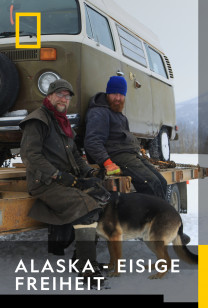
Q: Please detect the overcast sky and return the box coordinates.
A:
[113,0,198,104]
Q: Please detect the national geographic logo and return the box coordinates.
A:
[15,12,41,49]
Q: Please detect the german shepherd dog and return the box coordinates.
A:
[95,191,198,279]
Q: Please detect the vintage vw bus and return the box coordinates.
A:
[0,0,177,165]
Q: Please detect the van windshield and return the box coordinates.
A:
[0,0,80,38]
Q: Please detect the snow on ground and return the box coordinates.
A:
[0,154,207,302]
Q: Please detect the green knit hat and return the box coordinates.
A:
[47,79,74,96]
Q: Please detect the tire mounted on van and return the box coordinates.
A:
[0,53,20,116]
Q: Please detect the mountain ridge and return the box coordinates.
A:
[172,94,208,153]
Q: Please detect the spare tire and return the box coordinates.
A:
[0,53,20,116]
[148,127,170,161]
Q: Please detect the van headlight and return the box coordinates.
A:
[38,72,60,95]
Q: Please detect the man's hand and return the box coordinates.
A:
[55,171,78,187]
[55,171,103,190]
[103,159,121,175]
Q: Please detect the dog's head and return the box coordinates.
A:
[94,168,106,180]
[84,181,111,205]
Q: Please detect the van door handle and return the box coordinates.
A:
[117,70,124,76]
[134,80,142,89]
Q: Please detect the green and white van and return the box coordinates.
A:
[0,0,177,165]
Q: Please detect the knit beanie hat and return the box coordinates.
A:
[106,76,127,96]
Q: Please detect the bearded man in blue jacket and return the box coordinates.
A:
[84,76,167,200]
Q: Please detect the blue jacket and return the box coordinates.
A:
[84,92,140,165]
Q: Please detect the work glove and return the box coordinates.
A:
[56,172,104,193]
[55,171,78,187]
[103,159,121,176]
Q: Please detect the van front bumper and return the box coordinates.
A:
[0,113,80,131]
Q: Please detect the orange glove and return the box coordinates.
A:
[103,159,121,175]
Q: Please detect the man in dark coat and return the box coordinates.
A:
[84,76,167,200]
[19,79,106,283]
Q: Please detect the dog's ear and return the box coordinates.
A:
[95,168,106,180]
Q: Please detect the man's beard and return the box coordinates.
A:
[108,100,125,112]
[55,103,67,113]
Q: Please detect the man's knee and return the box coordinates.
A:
[72,208,102,226]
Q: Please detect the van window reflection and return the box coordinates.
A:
[0,0,80,36]
[85,5,115,51]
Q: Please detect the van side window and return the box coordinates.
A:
[145,45,168,78]
[117,26,147,67]
[85,5,115,51]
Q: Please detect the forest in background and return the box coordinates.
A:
[170,95,208,154]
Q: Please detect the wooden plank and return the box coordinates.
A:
[0,195,45,233]
[160,168,196,184]
[0,168,26,179]
[0,164,207,235]
[0,181,12,186]
[104,176,132,193]
[0,226,46,236]
[0,191,30,198]
[12,163,25,168]
[0,165,208,183]
[0,180,27,192]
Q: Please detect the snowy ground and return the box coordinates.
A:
[0,154,207,302]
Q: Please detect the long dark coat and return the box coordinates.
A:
[19,106,100,225]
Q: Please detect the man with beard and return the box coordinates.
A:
[84,76,167,200]
[19,79,108,285]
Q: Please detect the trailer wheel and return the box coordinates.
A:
[148,127,170,161]
[0,53,20,116]
[166,184,181,212]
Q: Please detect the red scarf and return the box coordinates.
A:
[43,98,73,138]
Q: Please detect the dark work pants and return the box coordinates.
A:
[111,152,167,200]
[48,209,102,256]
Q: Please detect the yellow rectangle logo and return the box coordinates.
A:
[15,13,41,49]
[199,245,208,307]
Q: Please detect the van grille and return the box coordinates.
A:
[1,49,39,62]
[163,55,174,78]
